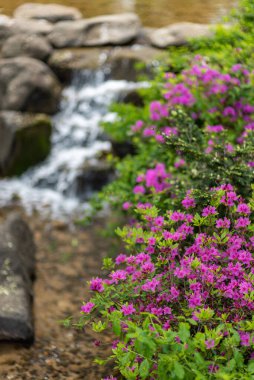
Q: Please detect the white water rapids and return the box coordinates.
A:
[0,70,145,219]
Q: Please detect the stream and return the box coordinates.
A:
[1,0,237,28]
[0,70,145,219]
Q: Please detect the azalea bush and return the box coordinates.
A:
[76,0,254,379]
[96,57,254,216]
[81,185,254,379]
[125,108,254,207]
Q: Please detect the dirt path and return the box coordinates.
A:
[0,209,116,380]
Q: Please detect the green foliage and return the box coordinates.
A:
[77,1,254,379]
[88,0,254,219]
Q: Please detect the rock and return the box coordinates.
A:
[135,27,157,45]
[0,111,52,176]
[0,15,15,45]
[0,57,61,114]
[145,22,214,48]
[0,17,53,46]
[0,15,11,25]
[14,3,82,23]
[10,18,53,36]
[120,90,144,107]
[48,45,167,81]
[0,214,35,342]
[107,45,167,81]
[48,47,107,82]
[76,161,114,198]
[2,34,53,61]
[48,45,166,81]
[111,140,136,159]
[49,13,141,48]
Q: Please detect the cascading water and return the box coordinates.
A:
[0,70,145,219]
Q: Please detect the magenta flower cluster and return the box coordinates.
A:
[82,184,254,377]
[87,186,253,322]
[133,163,171,195]
[129,59,254,153]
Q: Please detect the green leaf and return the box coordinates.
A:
[178,323,190,342]
[94,358,107,365]
[112,316,122,336]
[227,358,236,371]
[139,359,150,379]
[174,361,185,379]
[121,351,133,367]
[92,320,107,332]
[194,352,205,366]
[248,360,254,374]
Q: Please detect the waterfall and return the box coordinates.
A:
[0,70,145,219]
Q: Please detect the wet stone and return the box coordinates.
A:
[0,214,36,342]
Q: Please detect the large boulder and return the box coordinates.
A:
[10,18,53,36]
[48,47,106,82]
[0,16,53,46]
[145,22,214,48]
[0,57,61,114]
[2,34,53,61]
[0,213,35,342]
[0,15,14,45]
[48,45,166,81]
[49,13,141,48]
[14,3,82,23]
[0,111,52,176]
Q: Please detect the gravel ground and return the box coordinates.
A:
[0,208,118,380]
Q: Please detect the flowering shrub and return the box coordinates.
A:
[81,186,254,379]
[96,58,254,217]
[97,107,254,221]
[76,1,254,378]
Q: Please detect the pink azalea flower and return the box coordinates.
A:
[81,302,95,313]
[205,339,215,349]
[237,203,251,214]
[121,303,136,316]
[202,206,217,217]
[235,217,251,229]
[133,185,145,194]
[122,201,132,210]
[90,277,104,292]
[216,217,231,229]
[182,197,196,209]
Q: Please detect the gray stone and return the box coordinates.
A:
[14,3,82,23]
[0,214,35,342]
[135,27,157,45]
[120,90,144,107]
[107,45,167,81]
[0,111,52,176]
[10,18,53,36]
[0,17,53,47]
[145,22,214,48]
[48,45,166,81]
[48,47,107,80]
[0,57,61,114]
[49,13,141,48]
[76,160,115,197]
[0,15,15,45]
[2,34,53,61]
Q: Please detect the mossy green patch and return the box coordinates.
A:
[6,115,52,176]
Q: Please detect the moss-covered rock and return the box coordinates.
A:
[0,111,52,176]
